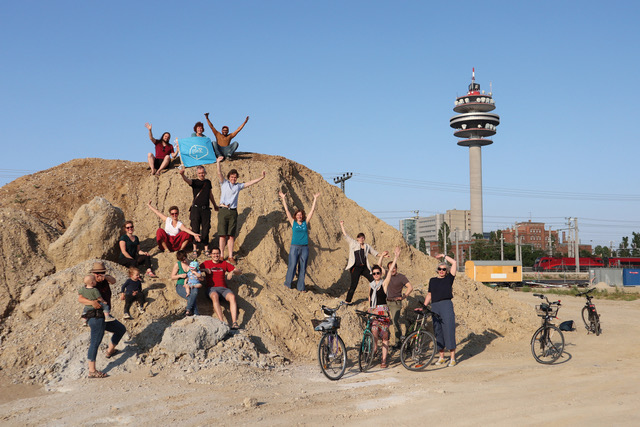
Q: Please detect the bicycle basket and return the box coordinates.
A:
[312,317,340,331]
[535,304,559,317]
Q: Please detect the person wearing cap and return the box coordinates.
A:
[77,261,127,378]
[204,112,248,160]
[423,254,458,367]
[215,156,266,264]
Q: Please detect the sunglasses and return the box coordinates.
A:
[170,212,179,216]
[372,272,382,275]
[125,226,134,229]
[437,267,447,271]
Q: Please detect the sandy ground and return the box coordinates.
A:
[1,290,639,426]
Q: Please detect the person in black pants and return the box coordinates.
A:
[120,267,146,319]
[118,221,156,277]
[340,220,388,304]
[179,165,219,256]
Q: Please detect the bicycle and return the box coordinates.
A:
[312,301,347,380]
[355,310,391,372]
[577,288,601,336]
[399,304,438,371]
[531,293,565,364]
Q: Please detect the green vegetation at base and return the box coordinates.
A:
[534,286,639,301]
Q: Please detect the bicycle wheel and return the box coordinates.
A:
[592,310,602,336]
[358,330,375,372]
[531,325,565,364]
[581,306,591,332]
[400,330,437,371]
[318,332,347,380]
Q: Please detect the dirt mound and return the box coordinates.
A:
[0,154,537,384]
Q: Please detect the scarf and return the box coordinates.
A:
[369,279,384,308]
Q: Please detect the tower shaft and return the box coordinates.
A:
[469,145,483,235]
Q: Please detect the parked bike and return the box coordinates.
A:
[577,288,601,336]
[400,304,438,371]
[531,293,565,364]
[313,302,347,380]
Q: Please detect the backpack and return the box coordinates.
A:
[559,320,575,332]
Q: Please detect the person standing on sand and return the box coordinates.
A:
[423,254,458,367]
[205,112,248,160]
[385,247,413,350]
[339,220,388,305]
[279,191,320,292]
[145,123,176,175]
[215,156,266,264]
[78,262,127,378]
[179,165,219,257]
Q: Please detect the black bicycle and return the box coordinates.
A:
[313,302,347,380]
[531,293,565,364]
[400,304,438,371]
[355,310,391,372]
[578,288,601,336]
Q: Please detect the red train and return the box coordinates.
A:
[533,256,640,271]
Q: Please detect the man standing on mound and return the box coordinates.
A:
[200,248,241,329]
[216,156,266,264]
[205,112,248,160]
[385,248,413,350]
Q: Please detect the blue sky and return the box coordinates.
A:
[2,0,639,248]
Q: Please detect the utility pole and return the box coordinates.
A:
[574,218,580,272]
[500,233,504,261]
[455,228,460,266]
[548,227,553,256]
[333,172,353,193]
[515,223,519,261]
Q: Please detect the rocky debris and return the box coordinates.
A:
[0,154,538,385]
[0,208,58,317]
[47,197,125,270]
[159,316,229,356]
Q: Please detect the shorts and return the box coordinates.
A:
[217,207,238,236]
[153,158,165,169]
[209,287,233,299]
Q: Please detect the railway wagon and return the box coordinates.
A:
[465,260,522,287]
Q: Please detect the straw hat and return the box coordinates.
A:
[89,261,107,274]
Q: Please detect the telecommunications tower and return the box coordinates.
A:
[449,69,500,236]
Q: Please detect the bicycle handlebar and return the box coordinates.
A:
[355,309,389,320]
[577,288,596,297]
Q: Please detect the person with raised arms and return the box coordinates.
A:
[145,123,176,176]
[205,112,248,161]
[148,201,201,252]
[179,165,219,257]
[215,156,266,264]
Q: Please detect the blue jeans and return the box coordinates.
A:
[213,141,239,159]
[175,283,199,314]
[285,244,309,291]
[87,317,126,362]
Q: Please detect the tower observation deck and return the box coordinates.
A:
[450,69,500,236]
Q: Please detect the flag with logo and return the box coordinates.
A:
[177,137,217,167]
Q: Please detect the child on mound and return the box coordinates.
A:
[185,260,204,297]
[120,267,147,319]
[80,274,115,325]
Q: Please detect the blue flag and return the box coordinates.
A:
[178,137,217,168]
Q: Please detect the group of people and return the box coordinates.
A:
[339,221,458,368]
[146,113,249,176]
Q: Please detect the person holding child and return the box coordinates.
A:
[80,274,116,324]
[77,262,127,379]
[171,250,201,316]
[119,267,146,319]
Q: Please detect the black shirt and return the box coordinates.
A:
[428,274,455,302]
[191,179,212,206]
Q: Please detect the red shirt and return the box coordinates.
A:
[154,139,174,159]
[200,260,234,288]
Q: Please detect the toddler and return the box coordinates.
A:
[120,267,147,319]
[80,274,115,324]
[185,260,203,297]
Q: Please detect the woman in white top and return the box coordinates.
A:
[148,201,201,252]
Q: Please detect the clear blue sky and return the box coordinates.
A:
[2,0,639,249]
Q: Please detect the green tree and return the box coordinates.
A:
[594,245,611,258]
[632,232,640,256]
[419,237,427,254]
[619,236,631,257]
[438,223,451,254]
[579,249,592,257]
[469,239,500,260]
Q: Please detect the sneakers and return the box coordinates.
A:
[123,313,132,320]
[434,358,447,366]
[105,315,116,322]
[448,359,457,367]
[138,306,145,314]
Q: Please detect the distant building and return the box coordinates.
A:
[501,221,558,252]
[400,209,471,250]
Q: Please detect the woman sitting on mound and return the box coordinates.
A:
[147,201,201,252]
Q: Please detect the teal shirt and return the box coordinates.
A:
[291,221,308,246]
